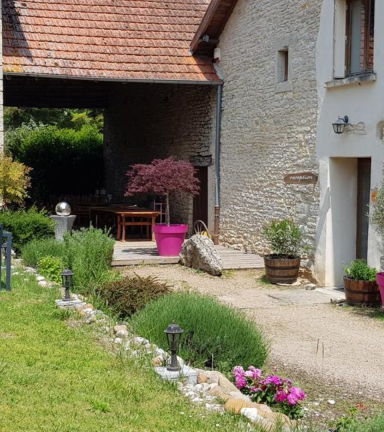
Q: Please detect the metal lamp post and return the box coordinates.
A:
[61,269,73,301]
[164,323,184,371]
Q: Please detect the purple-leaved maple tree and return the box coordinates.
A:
[125,156,200,226]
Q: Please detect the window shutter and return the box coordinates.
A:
[334,0,347,78]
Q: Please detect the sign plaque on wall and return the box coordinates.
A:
[284,172,318,185]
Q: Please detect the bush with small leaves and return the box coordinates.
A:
[96,275,171,318]
[37,256,64,284]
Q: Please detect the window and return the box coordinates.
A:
[346,0,374,75]
[277,48,289,83]
[334,0,374,78]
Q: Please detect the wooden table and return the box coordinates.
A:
[89,206,159,242]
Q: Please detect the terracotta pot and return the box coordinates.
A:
[264,255,300,284]
[153,224,188,256]
[343,276,381,308]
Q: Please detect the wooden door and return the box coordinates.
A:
[193,166,208,224]
[356,158,371,260]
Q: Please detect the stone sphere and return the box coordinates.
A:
[55,202,71,216]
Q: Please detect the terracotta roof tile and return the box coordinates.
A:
[2,0,219,83]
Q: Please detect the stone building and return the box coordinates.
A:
[1,0,383,286]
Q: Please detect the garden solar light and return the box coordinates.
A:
[332,115,349,134]
[164,323,184,371]
[61,269,73,301]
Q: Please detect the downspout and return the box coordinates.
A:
[213,84,223,245]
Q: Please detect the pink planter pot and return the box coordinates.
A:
[153,224,188,256]
[376,272,384,311]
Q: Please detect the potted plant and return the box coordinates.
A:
[370,182,384,309]
[343,259,380,307]
[125,156,200,256]
[263,219,303,284]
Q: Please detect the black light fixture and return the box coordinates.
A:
[61,269,73,301]
[164,323,184,371]
[332,115,349,134]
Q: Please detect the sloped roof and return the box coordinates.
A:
[190,0,238,55]
[2,0,220,84]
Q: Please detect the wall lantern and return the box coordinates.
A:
[61,269,73,301]
[164,323,184,372]
[332,116,349,134]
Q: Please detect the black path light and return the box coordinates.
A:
[61,269,73,301]
[332,115,349,134]
[165,323,184,371]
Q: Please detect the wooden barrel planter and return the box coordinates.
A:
[264,256,300,284]
[343,277,381,307]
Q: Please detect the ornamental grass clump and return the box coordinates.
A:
[125,156,200,226]
[263,219,303,258]
[21,238,66,268]
[130,292,268,372]
[233,366,306,419]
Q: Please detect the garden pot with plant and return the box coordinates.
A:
[263,219,303,284]
[370,182,384,310]
[343,259,380,307]
[126,156,200,256]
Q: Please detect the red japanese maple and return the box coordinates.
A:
[125,156,200,226]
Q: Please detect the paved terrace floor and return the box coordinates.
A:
[112,241,264,269]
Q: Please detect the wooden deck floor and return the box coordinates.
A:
[112,241,264,270]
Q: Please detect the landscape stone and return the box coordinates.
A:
[36,275,45,282]
[263,411,296,428]
[38,281,49,287]
[305,283,317,290]
[197,373,209,384]
[229,391,251,402]
[114,325,127,333]
[179,234,223,276]
[208,385,231,401]
[218,376,240,394]
[115,329,129,338]
[240,407,264,423]
[224,398,249,414]
[204,371,225,384]
[152,356,163,367]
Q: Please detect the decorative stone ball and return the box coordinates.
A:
[55,202,71,216]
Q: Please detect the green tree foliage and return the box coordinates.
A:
[0,155,31,208]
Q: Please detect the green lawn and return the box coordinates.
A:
[0,272,249,432]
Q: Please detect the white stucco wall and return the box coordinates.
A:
[315,0,384,285]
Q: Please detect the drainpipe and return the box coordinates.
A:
[213,84,223,245]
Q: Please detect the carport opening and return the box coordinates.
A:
[4,75,215,239]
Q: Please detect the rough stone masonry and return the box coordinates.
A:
[216,0,323,267]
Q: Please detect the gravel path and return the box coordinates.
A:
[123,265,384,399]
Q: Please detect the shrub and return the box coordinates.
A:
[233,366,306,419]
[64,227,115,292]
[344,259,377,282]
[96,275,171,318]
[263,219,303,258]
[21,238,66,268]
[37,256,64,283]
[0,207,55,253]
[8,124,103,202]
[0,156,31,208]
[130,292,268,372]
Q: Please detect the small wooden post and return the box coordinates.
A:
[213,205,220,245]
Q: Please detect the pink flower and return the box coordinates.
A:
[290,387,306,400]
[235,375,247,389]
[287,393,299,406]
[233,366,245,377]
[264,375,283,386]
[248,366,262,380]
[275,391,288,403]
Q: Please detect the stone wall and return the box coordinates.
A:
[216,0,322,265]
[104,82,216,228]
